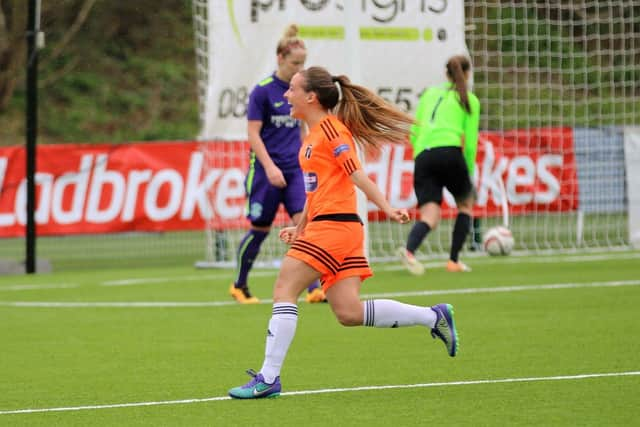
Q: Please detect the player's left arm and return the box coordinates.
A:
[350,170,408,224]
[463,93,481,177]
[330,135,409,223]
[410,90,429,148]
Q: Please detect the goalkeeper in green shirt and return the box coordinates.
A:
[398,55,480,274]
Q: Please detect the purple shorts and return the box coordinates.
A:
[245,166,306,227]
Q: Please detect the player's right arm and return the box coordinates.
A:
[409,89,428,149]
[280,200,309,244]
[247,85,287,188]
[248,120,286,188]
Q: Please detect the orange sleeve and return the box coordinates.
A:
[329,136,360,176]
[319,116,362,176]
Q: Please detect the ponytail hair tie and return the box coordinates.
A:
[334,79,343,102]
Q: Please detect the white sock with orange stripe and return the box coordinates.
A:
[362,299,436,328]
[260,303,298,384]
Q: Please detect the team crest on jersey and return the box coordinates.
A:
[303,172,318,192]
[304,144,313,159]
[333,144,350,157]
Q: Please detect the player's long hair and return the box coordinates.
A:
[300,66,414,151]
[446,55,471,113]
[276,24,306,57]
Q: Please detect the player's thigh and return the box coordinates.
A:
[443,155,473,204]
[414,150,444,206]
[415,178,443,207]
[273,255,322,303]
[282,168,306,217]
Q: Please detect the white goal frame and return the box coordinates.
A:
[192,1,639,268]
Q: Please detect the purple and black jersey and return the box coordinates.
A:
[247,73,302,171]
[245,73,306,225]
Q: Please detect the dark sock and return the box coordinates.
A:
[406,221,431,254]
[450,213,471,262]
[234,229,268,288]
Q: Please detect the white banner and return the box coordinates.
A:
[202,0,468,140]
[624,126,640,248]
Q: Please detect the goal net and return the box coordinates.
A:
[192,0,639,267]
[464,1,638,255]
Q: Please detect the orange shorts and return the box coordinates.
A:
[287,220,372,291]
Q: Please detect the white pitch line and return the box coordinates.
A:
[101,271,275,286]
[359,279,640,299]
[2,301,239,308]
[1,279,639,308]
[0,284,78,292]
[98,251,640,287]
[384,251,640,271]
[1,371,638,415]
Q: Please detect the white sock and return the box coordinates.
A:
[362,299,436,328]
[260,303,298,383]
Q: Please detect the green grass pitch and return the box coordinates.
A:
[1,252,639,426]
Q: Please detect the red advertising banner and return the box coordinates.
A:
[474,127,578,216]
[0,141,247,237]
[366,127,578,219]
[0,128,577,237]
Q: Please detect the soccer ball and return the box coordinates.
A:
[483,226,514,256]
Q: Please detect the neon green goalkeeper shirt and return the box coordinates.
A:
[410,82,481,176]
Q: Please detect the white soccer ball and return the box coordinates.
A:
[483,226,515,256]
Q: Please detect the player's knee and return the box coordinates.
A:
[250,223,271,232]
[419,217,439,230]
[426,220,439,230]
[455,190,476,211]
[272,279,299,303]
[333,308,363,326]
[456,201,474,214]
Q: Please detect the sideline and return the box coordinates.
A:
[100,251,640,286]
[1,279,639,308]
[0,284,78,292]
[1,371,638,415]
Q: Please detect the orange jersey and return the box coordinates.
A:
[299,115,361,221]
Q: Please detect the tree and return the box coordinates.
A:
[0,0,96,111]
[0,0,27,111]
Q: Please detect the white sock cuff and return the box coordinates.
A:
[272,302,298,318]
[363,300,375,326]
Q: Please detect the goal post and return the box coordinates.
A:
[191,0,470,267]
[192,1,639,268]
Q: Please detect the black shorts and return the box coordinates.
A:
[413,146,473,206]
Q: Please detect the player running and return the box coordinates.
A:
[228,66,459,399]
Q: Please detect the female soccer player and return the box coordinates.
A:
[398,55,481,275]
[228,66,459,399]
[230,24,325,304]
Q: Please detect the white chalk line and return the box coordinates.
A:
[0,252,634,290]
[0,279,639,308]
[101,251,640,286]
[0,284,78,292]
[1,371,638,415]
